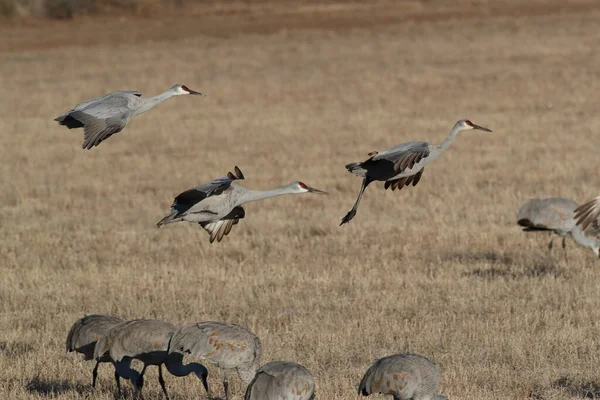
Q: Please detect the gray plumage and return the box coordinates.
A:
[244,361,315,400]
[94,319,209,399]
[341,119,492,225]
[65,314,123,388]
[517,197,600,258]
[156,166,327,243]
[359,354,448,400]
[575,195,600,235]
[55,84,204,149]
[169,321,262,399]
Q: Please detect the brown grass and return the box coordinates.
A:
[2,1,600,399]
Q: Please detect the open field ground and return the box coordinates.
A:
[2,1,600,399]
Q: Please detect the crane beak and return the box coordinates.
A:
[306,186,328,195]
[188,89,206,96]
[473,124,492,132]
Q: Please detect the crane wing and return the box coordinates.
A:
[373,141,430,173]
[170,167,245,216]
[517,198,578,231]
[575,195,600,233]
[66,95,135,149]
[200,206,246,243]
[169,321,259,369]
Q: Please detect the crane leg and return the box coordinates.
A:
[340,177,373,225]
[135,365,147,400]
[547,237,554,256]
[115,369,122,398]
[158,365,171,400]
[562,236,568,263]
[222,370,230,400]
[92,360,100,388]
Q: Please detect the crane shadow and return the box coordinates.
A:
[552,376,600,399]
[25,377,88,396]
[449,251,568,280]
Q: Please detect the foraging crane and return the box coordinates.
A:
[517,197,600,259]
[359,353,448,400]
[169,321,261,400]
[156,166,327,243]
[94,319,209,399]
[340,119,492,225]
[244,361,315,400]
[575,195,600,234]
[66,314,123,388]
[54,84,204,149]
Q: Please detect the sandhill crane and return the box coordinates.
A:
[54,84,204,149]
[575,195,600,234]
[359,353,448,400]
[169,321,261,400]
[156,166,327,243]
[94,319,209,399]
[66,314,123,388]
[517,198,600,259]
[340,119,492,225]
[244,361,315,400]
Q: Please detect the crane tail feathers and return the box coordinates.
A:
[55,114,85,129]
[345,162,366,177]
[156,211,179,227]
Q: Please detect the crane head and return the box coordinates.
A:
[459,119,492,132]
[293,181,328,195]
[172,84,206,96]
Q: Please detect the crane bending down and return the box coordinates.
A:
[517,198,600,259]
[244,361,315,400]
[340,120,492,225]
[156,166,327,243]
[55,84,204,149]
[94,319,209,400]
[359,353,448,400]
[575,195,600,235]
[66,314,123,388]
[169,321,262,400]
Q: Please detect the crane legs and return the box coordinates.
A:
[547,236,568,262]
[222,370,230,400]
[158,365,171,400]
[341,177,373,225]
[91,360,100,387]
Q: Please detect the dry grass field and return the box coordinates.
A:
[2,0,600,399]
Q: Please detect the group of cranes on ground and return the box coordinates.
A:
[67,314,447,400]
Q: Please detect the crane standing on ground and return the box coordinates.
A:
[66,314,123,389]
[244,361,315,400]
[156,166,327,243]
[94,319,209,400]
[340,119,492,225]
[169,321,262,400]
[517,197,600,259]
[359,353,448,400]
[55,84,204,149]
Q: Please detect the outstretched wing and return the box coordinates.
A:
[372,141,430,174]
[200,206,245,243]
[65,94,135,149]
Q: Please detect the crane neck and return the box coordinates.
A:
[113,360,141,384]
[165,353,209,390]
[135,89,177,115]
[438,122,463,153]
[235,184,297,206]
